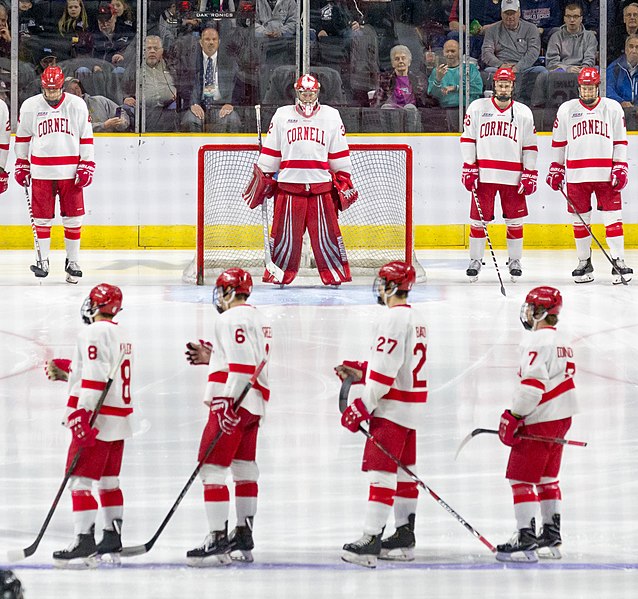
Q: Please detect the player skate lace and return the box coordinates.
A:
[468,259,481,270]
[351,534,373,548]
[195,533,215,551]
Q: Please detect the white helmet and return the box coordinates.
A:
[294,74,320,117]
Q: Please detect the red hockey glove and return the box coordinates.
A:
[211,396,241,435]
[461,163,479,192]
[0,170,8,194]
[185,339,212,366]
[14,159,31,188]
[334,360,368,384]
[68,408,99,448]
[45,358,72,381]
[242,163,276,209]
[611,162,629,190]
[75,161,95,188]
[341,397,371,433]
[518,169,538,195]
[498,410,524,447]
[546,162,565,191]
[332,171,359,211]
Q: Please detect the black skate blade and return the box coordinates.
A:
[30,264,49,278]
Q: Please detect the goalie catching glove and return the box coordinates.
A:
[185,339,212,366]
[242,163,276,209]
[45,358,72,381]
[68,408,99,448]
[210,396,241,434]
[331,171,358,211]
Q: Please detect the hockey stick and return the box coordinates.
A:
[471,189,506,296]
[7,349,126,562]
[121,358,267,558]
[339,376,496,554]
[24,186,48,278]
[455,427,588,461]
[558,186,628,285]
[255,104,285,283]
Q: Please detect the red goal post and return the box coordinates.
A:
[183,143,424,285]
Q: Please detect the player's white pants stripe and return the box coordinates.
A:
[316,196,346,280]
[272,194,294,271]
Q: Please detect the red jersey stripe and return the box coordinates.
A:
[32,155,80,166]
[538,377,575,405]
[79,138,93,145]
[460,137,476,144]
[328,149,350,159]
[551,140,568,147]
[477,159,523,171]
[15,136,31,143]
[280,159,330,170]
[261,147,282,157]
[383,388,428,403]
[521,378,545,391]
[100,406,133,417]
[81,379,107,391]
[566,158,613,169]
[208,371,228,383]
[67,395,79,409]
[369,369,395,386]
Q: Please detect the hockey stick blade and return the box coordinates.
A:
[120,359,267,558]
[454,428,495,460]
[29,263,48,278]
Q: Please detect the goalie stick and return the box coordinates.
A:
[7,349,126,562]
[339,376,496,554]
[471,189,506,296]
[455,427,588,461]
[559,186,628,285]
[24,186,48,278]
[256,104,285,283]
[120,358,267,557]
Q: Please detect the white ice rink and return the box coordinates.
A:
[1,249,637,598]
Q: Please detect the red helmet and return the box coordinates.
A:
[577,67,600,86]
[520,286,562,330]
[82,283,123,324]
[216,268,253,296]
[294,74,320,93]
[41,66,65,90]
[378,261,416,292]
[493,67,516,82]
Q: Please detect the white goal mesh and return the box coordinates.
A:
[183,143,424,284]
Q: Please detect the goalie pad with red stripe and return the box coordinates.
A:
[242,163,276,209]
[331,171,358,211]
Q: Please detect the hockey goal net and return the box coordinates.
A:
[183,143,424,285]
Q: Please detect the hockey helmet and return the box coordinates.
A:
[577,67,600,86]
[374,261,416,304]
[493,67,516,82]
[41,66,65,90]
[81,283,123,324]
[0,570,24,599]
[520,286,562,330]
[214,268,253,313]
[294,74,320,118]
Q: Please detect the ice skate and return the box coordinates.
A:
[96,519,122,565]
[507,258,522,281]
[30,258,49,278]
[572,256,594,283]
[186,525,232,567]
[53,525,98,569]
[537,514,562,559]
[611,258,632,285]
[466,259,483,283]
[65,259,83,284]
[379,513,415,561]
[228,516,254,562]
[495,520,538,563]
[341,530,383,569]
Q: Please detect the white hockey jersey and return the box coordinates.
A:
[551,97,628,183]
[512,327,578,425]
[0,99,9,171]
[205,304,271,417]
[460,97,538,186]
[65,320,134,442]
[257,104,352,183]
[15,92,94,180]
[359,305,428,430]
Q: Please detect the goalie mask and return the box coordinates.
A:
[577,67,600,105]
[520,286,562,331]
[374,261,416,305]
[214,268,253,313]
[0,570,24,599]
[82,283,124,325]
[294,74,320,118]
[41,65,65,106]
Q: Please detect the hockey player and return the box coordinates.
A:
[242,74,358,286]
[0,95,8,195]
[187,268,271,566]
[335,261,427,568]
[14,65,95,283]
[52,283,133,568]
[547,67,632,284]
[460,67,538,282]
[496,286,577,563]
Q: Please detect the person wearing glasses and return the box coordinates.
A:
[545,3,598,73]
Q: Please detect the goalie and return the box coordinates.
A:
[242,74,358,286]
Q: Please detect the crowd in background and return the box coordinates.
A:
[0,0,636,133]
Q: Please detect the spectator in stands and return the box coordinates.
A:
[607,34,638,112]
[255,0,297,38]
[227,1,262,106]
[448,0,502,59]
[181,26,241,132]
[18,0,46,38]
[371,44,426,133]
[64,76,130,131]
[92,3,134,73]
[56,0,94,61]
[112,0,135,33]
[481,0,545,104]
[519,0,562,46]
[609,2,638,62]
[582,0,619,35]
[428,39,482,108]
[545,3,597,73]
[158,1,180,53]
[0,3,10,60]
[123,35,179,132]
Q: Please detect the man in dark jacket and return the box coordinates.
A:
[607,33,638,129]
